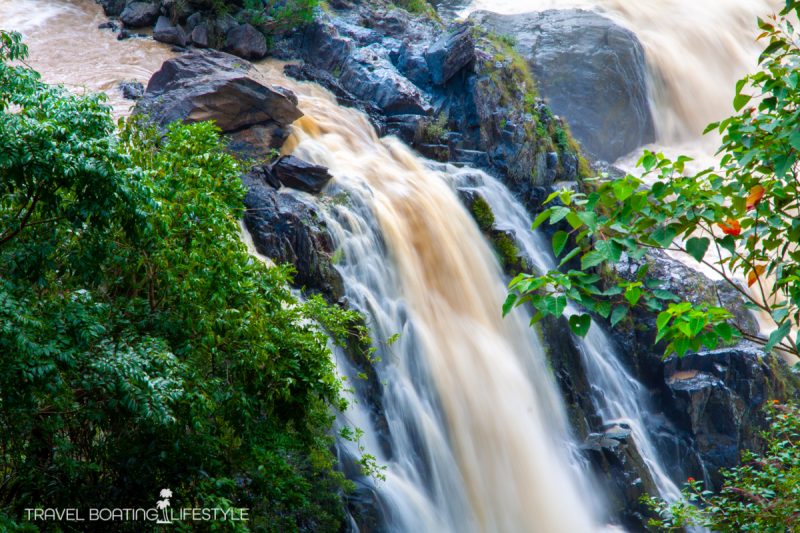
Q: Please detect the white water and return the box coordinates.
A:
[277,81,602,531]
[455,169,685,503]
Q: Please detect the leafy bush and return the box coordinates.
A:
[0,30,358,532]
[644,402,800,531]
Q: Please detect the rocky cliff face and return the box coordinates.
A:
[469,9,655,163]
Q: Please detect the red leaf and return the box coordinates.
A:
[747,264,766,287]
[718,218,742,236]
[746,185,765,210]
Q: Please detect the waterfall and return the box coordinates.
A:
[454,169,685,503]
[276,81,602,531]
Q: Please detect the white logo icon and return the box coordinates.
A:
[156,488,173,524]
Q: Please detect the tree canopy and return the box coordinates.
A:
[0,29,360,532]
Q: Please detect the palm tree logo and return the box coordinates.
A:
[156,488,173,524]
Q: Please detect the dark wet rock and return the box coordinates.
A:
[585,425,660,530]
[470,9,655,162]
[395,42,431,87]
[98,20,120,31]
[214,13,239,36]
[118,80,144,100]
[663,344,800,487]
[224,23,267,60]
[185,11,203,32]
[271,156,333,194]
[339,44,431,116]
[283,63,385,131]
[153,16,188,47]
[117,28,148,40]
[97,0,126,17]
[424,23,475,85]
[247,163,281,189]
[190,23,211,48]
[120,1,160,28]
[241,172,344,299]
[136,51,302,156]
[607,249,800,487]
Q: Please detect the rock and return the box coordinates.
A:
[470,9,655,162]
[663,343,800,487]
[241,173,343,299]
[97,0,126,17]
[214,13,238,36]
[271,156,333,194]
[424,23,475,85]
[224,24,268,60]
[339,44,431,116]
[185,12,202,32]
[120,1,160,28]
[153,16,188,47]
[247,163,281,189]
[136,51,302,156]
[98,21,120,32]
[283,63,383,126]
[191,23,210,48]
[118,80,144,100]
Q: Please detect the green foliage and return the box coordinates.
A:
[422,113,448,144]
[469,195,496,232]
[0,31,359,531]
[507,5,800,356]
[644,402,800,531]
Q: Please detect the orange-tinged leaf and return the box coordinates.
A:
[746,185,765,210]
[747,264,766,287]
[718,218,742,236]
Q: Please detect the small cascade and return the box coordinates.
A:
[453,169,686,504]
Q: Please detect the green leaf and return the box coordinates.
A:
[714,322,736,343]
[685,237,710,263]
[656,311,671,332]
[552,231,569,257]
[531,209,551,231]
[652,227,677,248]
[581,250,606,270]
[502,293,518,316]
[624,285,643,306]
[610,305,628,327]
[765,321,792,352]
[733,93,751,111]
[568,313,592,337]
[559,246,581,267]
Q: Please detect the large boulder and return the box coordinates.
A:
[241,172,343,299]
[97,0,126,16]
[271,156,333,194]
[224,23,268,60]
[339,44,432,116]
[120,1,160,28]
[135,51,302,156]
[153,16,188,47]
[424,23,475,86]
[469,9,655,162]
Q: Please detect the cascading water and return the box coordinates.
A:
[452,169,686,503]
[273,78,603,531]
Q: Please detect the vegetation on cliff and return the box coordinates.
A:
[0,31,359,532]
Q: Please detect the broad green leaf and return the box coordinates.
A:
[568,313,592,337]
[685,237,710,263]
[552,231,569,257]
